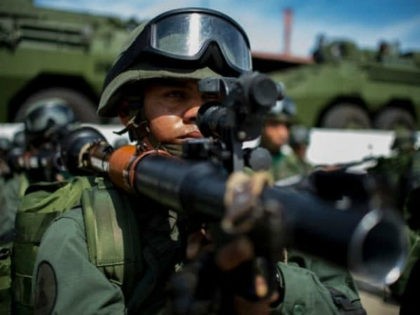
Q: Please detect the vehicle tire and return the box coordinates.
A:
[14,88,100,123]
[321,104,371,129]
[374,108,416,131]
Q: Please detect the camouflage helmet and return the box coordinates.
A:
[98,7,252,117]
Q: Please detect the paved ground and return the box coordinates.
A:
[360,291,399,315]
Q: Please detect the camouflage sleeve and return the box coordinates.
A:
[32,207,126,315]
[271,253,366,315]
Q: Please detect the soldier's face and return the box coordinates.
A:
[263,122,289,149]
[143,79,215,144]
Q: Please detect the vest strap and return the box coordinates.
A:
[82,177,141,294]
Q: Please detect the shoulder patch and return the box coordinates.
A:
[34,261,57,315]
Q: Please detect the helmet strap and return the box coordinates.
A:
[114,109,183,156]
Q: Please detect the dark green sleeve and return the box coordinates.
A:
[271,253,365,315]
[32,208,126,315]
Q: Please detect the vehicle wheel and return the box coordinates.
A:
[321,104,371,129]
[14,88,100,123]
[374,108,416,131]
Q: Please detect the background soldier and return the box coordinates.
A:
[4,98,77,314]
[259,97,296,181]
[18,98,77,182]
[275,124,313,183]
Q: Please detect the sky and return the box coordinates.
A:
[35,0,420,58]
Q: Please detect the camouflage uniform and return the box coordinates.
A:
[31,8,365,315]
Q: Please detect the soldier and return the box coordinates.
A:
[1,99,76,314]
[259,97,296,181]
[31,8,365,315]
[18,98,77,182]
[5,99,77,314]
[275,124,313,182]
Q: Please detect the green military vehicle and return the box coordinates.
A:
[0,0,137,123]
[270,38,420,130]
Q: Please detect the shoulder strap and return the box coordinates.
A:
[81,177,142,295]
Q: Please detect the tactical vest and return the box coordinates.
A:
[11,176,142,314]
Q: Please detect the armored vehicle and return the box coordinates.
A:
[270,38,420,130]
[0,0,138,123]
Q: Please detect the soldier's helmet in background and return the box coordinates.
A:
[23,98,76,148]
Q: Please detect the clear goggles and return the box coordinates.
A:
[107,8,252,83]
[25,103,75,134]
